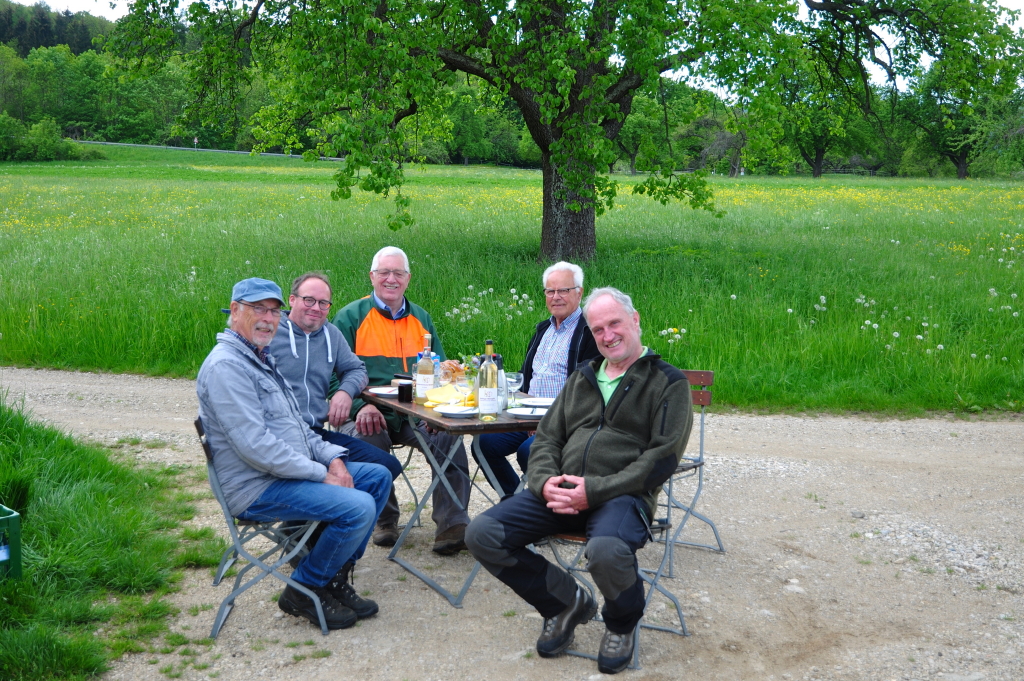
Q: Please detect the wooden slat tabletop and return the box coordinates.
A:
[360,390,540,435]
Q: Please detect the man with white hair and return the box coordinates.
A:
[474,261,600,496]
[332,247,471,555]
[465,287,693,674]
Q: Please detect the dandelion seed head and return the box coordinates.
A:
[885,344,891,350]
[926,349,932,354]
[971,353,977,358]
[937,344,944,350]
[893,332,900,338]
[468,285,474,290]
[510,288,516,294]
[1003,357,1008,361]
[872,323,878,329]
[787,309,793,313]
[730,294,737,300]
[985,355,991,359]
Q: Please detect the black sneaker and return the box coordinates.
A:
[278,583,357,630]
[536,584,597,658]
[597,626,635,674]
[326,562,379,619]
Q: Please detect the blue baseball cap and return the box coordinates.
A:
[230,278,284,306]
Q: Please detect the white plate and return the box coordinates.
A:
[368,387,399,396]
[435,406,479,418]
[507,407,548,420]
[520,397,555,407]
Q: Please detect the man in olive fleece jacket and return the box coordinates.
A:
[465,287,692,675]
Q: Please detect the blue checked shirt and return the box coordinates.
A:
[529,307,583,399]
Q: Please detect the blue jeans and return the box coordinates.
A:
[238,461,391,587]
[474,431,534,497]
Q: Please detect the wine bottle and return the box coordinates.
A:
[415,333,433,404]
[478,340,499,421]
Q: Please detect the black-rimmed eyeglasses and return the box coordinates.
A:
[298,296,332,310]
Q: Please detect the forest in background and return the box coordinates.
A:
[1,0,1023,178]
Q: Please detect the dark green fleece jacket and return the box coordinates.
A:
[526,350,693,517]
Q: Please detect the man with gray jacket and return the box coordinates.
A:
[268,272,403,484]
[197,278,391,631]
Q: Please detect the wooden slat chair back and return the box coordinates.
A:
[195,417,328,638]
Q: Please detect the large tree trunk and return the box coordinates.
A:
[948,150,969,179]
[540,153,596,262]
[811,148,826,178]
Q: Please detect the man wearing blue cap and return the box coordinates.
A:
[196,277,391,631]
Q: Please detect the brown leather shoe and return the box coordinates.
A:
[432,523,467,555]
[372,523,399,547]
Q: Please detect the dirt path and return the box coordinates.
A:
[3,365,1023,681]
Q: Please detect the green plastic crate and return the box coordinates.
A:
[0,504,21,579]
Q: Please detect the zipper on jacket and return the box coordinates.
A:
[606,380,634,421]
[660,399,668,436]
[580,412,604,476]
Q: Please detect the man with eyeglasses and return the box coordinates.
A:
[197,278,391,632]
[268,272,406,565]
[269,272,403,480]
[473,261,600,496]
[332,246,471,555]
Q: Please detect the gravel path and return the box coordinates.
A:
[2,365,1022,681]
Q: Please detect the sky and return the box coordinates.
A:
[44,0,1024,24]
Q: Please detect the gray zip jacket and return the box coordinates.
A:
[268,313,368,428]
[197,331,347,516]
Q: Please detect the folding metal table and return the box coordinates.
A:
[360,390,538,607]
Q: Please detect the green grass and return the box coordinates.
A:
[1,147,1023,411]
[0,397,205,680]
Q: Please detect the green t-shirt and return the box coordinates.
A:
[596,347,648,404]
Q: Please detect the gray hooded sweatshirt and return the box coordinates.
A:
[267,313,368,429]
[197,331,347,516]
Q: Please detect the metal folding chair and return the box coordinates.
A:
[195,418,328,639]
[651,370,725,577]
[544,524,687,670]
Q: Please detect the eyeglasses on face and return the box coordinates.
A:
[373,268,409,279]
[238,301,283,317]
[543,286,579,298]
[298,296,332,310]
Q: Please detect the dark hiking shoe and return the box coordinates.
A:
[536,585,597,658]
[597,626,635,674]
[432,523,468,555]
[278,583,357,630]
[372,522,400,547]
[326,562,379,619]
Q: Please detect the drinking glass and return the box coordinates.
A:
[505,372,524,407]
[439,366,452,387]
[454,374,473,406]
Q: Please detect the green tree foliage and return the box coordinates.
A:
[0,0,114,56]
[112,0,1022,259]
[898,59,1022,179]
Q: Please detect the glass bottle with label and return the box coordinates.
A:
[477,340,499,421]
[415,333,433,404]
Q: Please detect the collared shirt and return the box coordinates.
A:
[596,347,649,404]
[529,307,583,399]
[372,291,407,319]
[226,328,270,366]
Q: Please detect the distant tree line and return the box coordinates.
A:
[0,0,1021,179]
[0,0,112,56]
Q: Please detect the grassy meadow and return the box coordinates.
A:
[1,146,1022,413]
[0,396,228,680]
